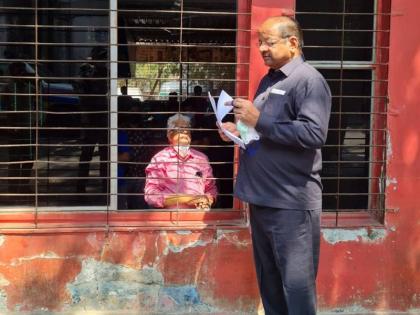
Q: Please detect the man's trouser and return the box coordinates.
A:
[249,204,321,315]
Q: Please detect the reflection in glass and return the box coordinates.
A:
[117,0,238,209]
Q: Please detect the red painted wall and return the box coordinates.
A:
[0,0,419,313]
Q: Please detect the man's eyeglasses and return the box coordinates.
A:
[168,128,191,135]
[257,35,291,48]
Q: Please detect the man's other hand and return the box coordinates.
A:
[217,122,239,142]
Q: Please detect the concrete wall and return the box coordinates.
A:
[0,230,259,314]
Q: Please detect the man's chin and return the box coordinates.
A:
[263,59,272,67]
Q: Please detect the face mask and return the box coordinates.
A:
[175,145,190,157]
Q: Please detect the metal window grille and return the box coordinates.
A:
[0,0,389,229]
[0,0,251,229]
[296,0,390,221]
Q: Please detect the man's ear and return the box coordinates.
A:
[289,36,300,52]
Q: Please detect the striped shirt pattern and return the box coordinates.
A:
[145,146,217,208]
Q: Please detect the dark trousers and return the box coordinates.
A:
[249,204,321,315]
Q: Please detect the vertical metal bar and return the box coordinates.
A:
[335,0,347,224]
[174,0,185,223]
[109,0,118,213]
[368,0,378,212]
[34,1,39,227]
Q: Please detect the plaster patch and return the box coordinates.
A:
[166,239,209,253]
[160,285,216,313]
[175,230,192,235]
[10,251,62,266]
[66,258,163,311]
[386,177,398,188]
[0,289,8,313]
[387,131,393,160]
[216,231,251,248]
[160,231,212,254]
[0,236,5,247]
[216,229,236,241]
[0,274,10,287]
[86,233,99,248]
[319,305,371,314]
[322,228,387,245]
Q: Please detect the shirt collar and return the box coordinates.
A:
[168,146,193,160]
[269,55,305,77]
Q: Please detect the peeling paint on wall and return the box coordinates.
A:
[386,131,393,160]
[9,251,61,267]
[322,228,388,244]
[66,258,164,312]
[216,230,251,248]
[65,258,222,314]
[0,289,7,313]
[175,230,192,235]
[160,285,216,313]
[0,273,9,312]
[386,177,398,190]
[319,305,371,314]
[162,232,211,254]
[0,236,5,248]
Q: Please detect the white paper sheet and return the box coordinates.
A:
[209,91,246,149]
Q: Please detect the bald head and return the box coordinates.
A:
[258,16,303,50]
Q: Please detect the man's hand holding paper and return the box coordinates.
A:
[230,98,260,128]
[209,90,260,148]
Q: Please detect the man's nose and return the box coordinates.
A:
[259,45,268,53]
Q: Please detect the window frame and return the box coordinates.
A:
[298,0,391,226]
[0,0,252,232]
[0,0,390,231]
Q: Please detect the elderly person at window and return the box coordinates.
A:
[144,114,217,209]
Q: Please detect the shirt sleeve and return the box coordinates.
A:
[118,131,130,154]
[203,158,218,200]
[255,76,331,149]
[144,157,166,208]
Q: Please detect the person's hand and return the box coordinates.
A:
[187,195,214,210]
[217,122,239,142]
[164,194,213,210]
[231,98,260,127]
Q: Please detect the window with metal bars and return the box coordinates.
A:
[295,0,389,218]
[0,0,250,227]
[0,0,389,227]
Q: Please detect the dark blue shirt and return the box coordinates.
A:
[235,56,331,210]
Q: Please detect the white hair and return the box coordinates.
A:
[167,113,191,130]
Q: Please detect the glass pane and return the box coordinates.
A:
[296,0,374,61]
[38,0,109,9]
[0,1,35,8]
[36,3,110,207]
[117,0,238,210]
[0,5,36,207]
[320,69,372,211]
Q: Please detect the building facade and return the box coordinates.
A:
[0,0,418,314]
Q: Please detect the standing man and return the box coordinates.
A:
[219,16,331,315]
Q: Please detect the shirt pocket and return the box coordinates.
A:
[264,93,295,120]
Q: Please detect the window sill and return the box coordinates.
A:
[321,211,384,228]
[0,209,384,234]
[0,209,248,233]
